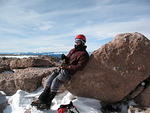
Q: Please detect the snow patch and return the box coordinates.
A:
[3,89,101,113]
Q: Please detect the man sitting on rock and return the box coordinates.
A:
[31,34,89,110]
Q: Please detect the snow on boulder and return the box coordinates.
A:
[66,32,150,103]
[10,57,54,69]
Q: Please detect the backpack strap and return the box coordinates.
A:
[57,108,68,113]
[58,101,80,113]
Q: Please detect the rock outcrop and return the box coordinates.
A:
[134,79,150,107]
[38,55,61,67]
[66,32,150,103]
[10,57,54,69]
[0,67,56,95]
[0,73,16,94]
[0,64,10,73]
[0,57,14,73]
[14,67,56,93]
[128,106,150,113]
[0,57,14,66]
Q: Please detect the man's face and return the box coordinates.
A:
[75,40,82,46]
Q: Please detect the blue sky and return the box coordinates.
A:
[0,0,150,53]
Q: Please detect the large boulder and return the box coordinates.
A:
[38,55,61,67]
[14,67,56,93]
[0,73,16,94]
[10,57,54,69]
[0,67,56,95]
[38,55,60,63]
[66,32,150,103]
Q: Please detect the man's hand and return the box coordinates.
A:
[61,54,66,60]
[60,65,70,69]
[60,65,67,69]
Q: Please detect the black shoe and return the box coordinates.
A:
[31,99,43,107]
[38,86,51,103]
[36,103,50,110]
[46,92,57,106]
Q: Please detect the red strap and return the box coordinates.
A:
[57,108,67,113]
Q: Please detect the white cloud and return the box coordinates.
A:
[39,25,52,31]
[37,21,54,31]
[73,17,150,40]
[0,33,75,52]
[0,0,150,52]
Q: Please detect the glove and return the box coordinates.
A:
[60,65,71,70]
[61,54,66,60]
[60,65,67,69]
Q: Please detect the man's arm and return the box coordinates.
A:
[65,53,89,72]
[61,49,75,64]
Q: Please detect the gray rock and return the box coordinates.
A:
[10,57,54,69]
[0,67,56,95]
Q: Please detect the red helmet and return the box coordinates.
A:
[75,34,86,43]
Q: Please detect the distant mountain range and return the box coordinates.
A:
[0,52,68,58]
[0,51,92,58]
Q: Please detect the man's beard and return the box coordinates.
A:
[74,44,85,51]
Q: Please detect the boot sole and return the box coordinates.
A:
[36,104,50,110]
[31,102,40,107]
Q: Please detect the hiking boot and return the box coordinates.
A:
[38,86,50,103]
[31,99,43,107]
[31,99,51,110]
[31,92,56,109]
[31,86,50,107]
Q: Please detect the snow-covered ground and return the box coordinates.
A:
[1,88,147,113]
[0,55,38,58]
[3,88,102,113]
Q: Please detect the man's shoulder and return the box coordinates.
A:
[77,50,89,57]
[69,48,75,53]
[70,48,75,51]
[69,48,89,56]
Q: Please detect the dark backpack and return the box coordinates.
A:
[57,101,80,113]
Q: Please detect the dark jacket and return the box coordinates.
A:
[64,46,89,74]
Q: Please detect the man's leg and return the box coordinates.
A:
[38,69,60,103]
[51,69,71,92]
[32,69,71,109]
[31,69,59,106]
[39,69,71,107]
[45,69,60,87]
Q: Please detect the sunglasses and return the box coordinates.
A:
[75,39,82,43]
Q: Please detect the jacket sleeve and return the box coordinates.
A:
[64,49,75,64]
[66,53,89,72]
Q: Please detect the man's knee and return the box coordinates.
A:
[45,69,60,87]
[57,69,71,82]
[51,77,63,92]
